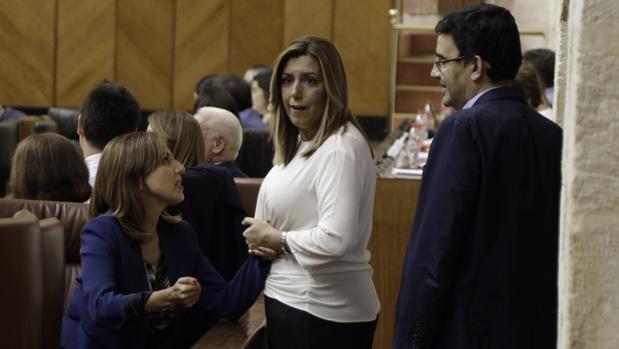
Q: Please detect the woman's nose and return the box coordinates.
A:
[176,161,185,174]
[291,80,302,99]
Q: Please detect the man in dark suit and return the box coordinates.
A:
[393,4,562,349]
[167,163,248,281]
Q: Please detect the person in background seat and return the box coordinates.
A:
[194,107,247,178]
[148,110,249,280]
[7,133,91,203]
[77,81,141,187]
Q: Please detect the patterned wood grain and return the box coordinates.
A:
[173,0,229,111]
[56,0,115,108]
[334,0,391,117]
[0,0,55,107]
[283,0,333,45]
[229,0,284,76]
[368,177,420,349]
[117,0,173,110]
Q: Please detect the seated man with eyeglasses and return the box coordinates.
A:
[393,4,563,349]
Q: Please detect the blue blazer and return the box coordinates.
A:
[61,215,269,349]
[393,87,562,349]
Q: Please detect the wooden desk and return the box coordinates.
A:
[369,177,421,349]
[192,296,266,349]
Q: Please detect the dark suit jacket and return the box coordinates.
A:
[168,164,247,281]
[61,215,269,349]
[218,161,248,178]
[393,87,562,349]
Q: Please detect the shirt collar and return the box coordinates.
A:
[462,86,501,110]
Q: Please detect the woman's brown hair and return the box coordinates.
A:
[269,36,371,165]
[8,133,91,202]
[148,110,205,167]
[90,132,180,242]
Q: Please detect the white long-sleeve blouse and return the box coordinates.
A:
[255,122,380,322]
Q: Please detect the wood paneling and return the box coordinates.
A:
[0,0,55,107]
[229,0,284,76]
[0,0,393,118]
[56,0,115,108]
[369,178,420,349]
[283,0,333,45]
[174,0,229,111]
[117,0,173,110]
[334,0,391,117]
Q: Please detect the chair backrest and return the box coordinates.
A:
[39,217,65,348]
[0,214,43,348]
[233,177,263,217]
[0,198,89,311]
[47,108,79,140]
[0,121,17,196]
[16,115,42,141]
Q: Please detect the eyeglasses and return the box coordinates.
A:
[433,56,470,73]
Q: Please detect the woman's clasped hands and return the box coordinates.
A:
[242,217,281,260]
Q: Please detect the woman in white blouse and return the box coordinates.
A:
[242,36,379,348]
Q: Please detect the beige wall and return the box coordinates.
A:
[558,0,619,347]
[0,0,391,116]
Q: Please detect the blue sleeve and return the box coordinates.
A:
[187,223,270,321]
[394,114,481,348]
[79,219,151,330]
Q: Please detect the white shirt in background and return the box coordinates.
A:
[85,153,102,187]
[256,123,380,322]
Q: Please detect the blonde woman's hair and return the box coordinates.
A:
[269,36,371,165]
[90,132,180,242]
[148,110,205,167]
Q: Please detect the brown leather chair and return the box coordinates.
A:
[0,214,44,348]
[233,177,263,216]
[0,198,88,311]
[39,217,65,348]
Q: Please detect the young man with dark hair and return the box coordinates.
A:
[393,4,562,349]
[77,81,141,186]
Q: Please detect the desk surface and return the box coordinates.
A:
[192,296,266,349]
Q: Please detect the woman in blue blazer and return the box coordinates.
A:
[61,132,273,348]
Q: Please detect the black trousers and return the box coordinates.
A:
[264,296,378,349]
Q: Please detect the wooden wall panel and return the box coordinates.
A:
[334,0,391,117]
[174,0,229,111]
[229,0,284,76]
[283,0,333,45]
[56,0,115,108]
[117,0,173,110]
[369,178,420,349]
[0,0,55,107]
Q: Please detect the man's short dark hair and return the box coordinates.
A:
[193,86,240,117]
[79,82,140,150]
[194,74,218,96]
[436,3,522,82]
[523,49,555,88]
[213,75,252,111]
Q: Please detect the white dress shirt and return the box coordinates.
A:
[85,153,102,187]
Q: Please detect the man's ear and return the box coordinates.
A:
[77,114,84,137]
[470,55,485,82]
[212,136,226,155]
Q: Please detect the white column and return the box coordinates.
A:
[558,0,619,348]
